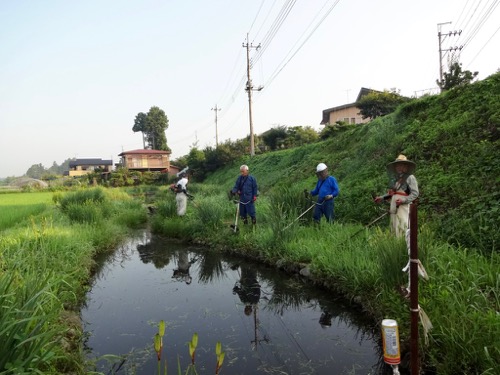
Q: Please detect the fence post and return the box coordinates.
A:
[409,201,419,374]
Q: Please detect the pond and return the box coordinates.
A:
[81,230,392,375]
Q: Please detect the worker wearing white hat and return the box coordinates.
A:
[309,163,340,224]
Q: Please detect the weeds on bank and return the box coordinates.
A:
[0,188,150,374]
[151,183,500,375]
[0,272,62,374]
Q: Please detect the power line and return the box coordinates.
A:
[264,0,341,89]
[247,0,266,37]
[252,0,279,43]
[252,0,297,68]
[454,0,473,30]
[466,23,500,66]
[460,0,500,51]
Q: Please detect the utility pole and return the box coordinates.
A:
[437,22,462,91]
[211,105,221,148]
[243,33,263,156]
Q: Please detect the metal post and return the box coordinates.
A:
[409,201,419,374]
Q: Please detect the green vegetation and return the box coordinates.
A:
[153,322,225,375]
[0,192,53,231]
[151,72,500,374]
[356,89,410,120]
[0,73,497,374]
[132,106,170,151]
[0,189,148,374]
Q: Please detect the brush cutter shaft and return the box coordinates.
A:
[283,203,316,231]
[233,202,240,233]
[347,211,389,240]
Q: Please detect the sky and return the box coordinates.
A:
[1,0,499,177]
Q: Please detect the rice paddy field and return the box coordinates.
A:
[0,188,148,374]
[0,191,54,230]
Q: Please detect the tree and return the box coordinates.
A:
[437,62,478,91]
[286,126,318,147]
[356,90,409,120]
[186,147,206,181]
[26,163,46,179]
[261,125,288,150]
[132,107,170,151]
[133,112,148,148]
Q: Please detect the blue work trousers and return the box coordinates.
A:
[313,199,334,223]
[240,201,256,220]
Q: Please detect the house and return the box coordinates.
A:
[320,87,380,125]
[67,158,113,177]
[118,149,171,172]
[167,165,181,177]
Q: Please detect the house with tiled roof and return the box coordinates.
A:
[320,87,381,126]
[118,149,171,172]
[67,158,113,177]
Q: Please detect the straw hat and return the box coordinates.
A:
[386,154,416,174]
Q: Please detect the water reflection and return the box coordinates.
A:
[82,230,393,375]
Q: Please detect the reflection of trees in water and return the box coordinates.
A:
[89,232,389,374]
[196,253,225,284]
[133,234,227,286]
[135,232,188,269]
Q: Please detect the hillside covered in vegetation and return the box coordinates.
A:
[205,71,499,254]
[149,72,498,374]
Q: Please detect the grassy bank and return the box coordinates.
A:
[151,73,499,374]
[0,189,148,374]
[152,183,499,374]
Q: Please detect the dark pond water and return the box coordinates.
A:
[81,230,392,375]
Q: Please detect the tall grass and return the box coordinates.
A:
[0,272,62,374]
[0,188,149,373]
[151,183,500,374]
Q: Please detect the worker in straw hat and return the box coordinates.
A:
[374,154,419,237]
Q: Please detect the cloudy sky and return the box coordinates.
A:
[1,0,498,177]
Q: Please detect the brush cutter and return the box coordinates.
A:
[283,198,326,231]
[229,199,253,233]
[230,199,240,233]
[344,211,389,243]
[283,203,316,231]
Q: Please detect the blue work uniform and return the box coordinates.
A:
[310,175,339,223]
[231,175,258,221]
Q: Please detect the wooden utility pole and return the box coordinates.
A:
[211,105,221,148]
[242,33,263,156]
